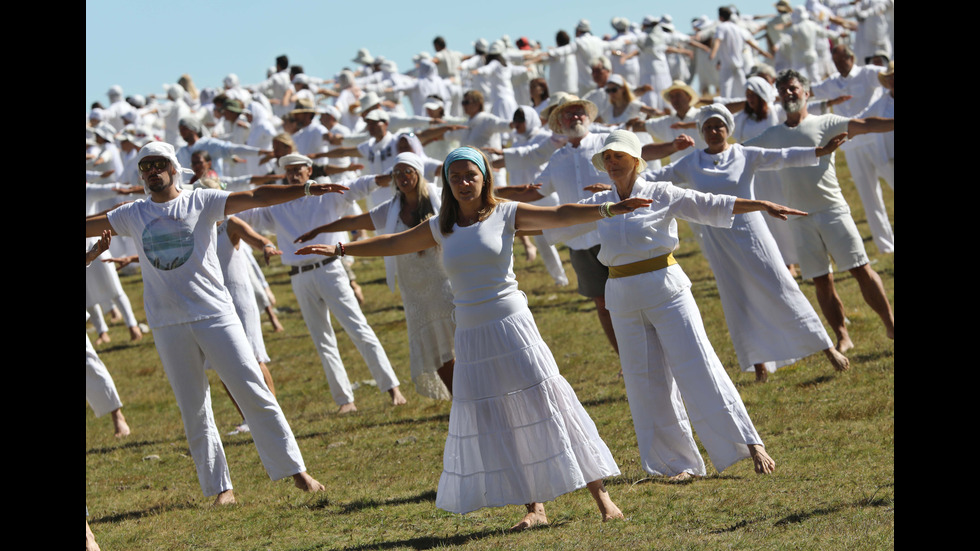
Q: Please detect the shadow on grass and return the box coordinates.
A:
[332,489,438,514]
[709,484,895,533]
[622,473,741,490]
[851,347,894,364]
[579,394,628,409]
[296,528,508,551]
[87,439,172,455]
[90,500,198,525]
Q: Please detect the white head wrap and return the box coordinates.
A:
[696,103,735,136]
[746,76,775,106]
[224,73,240,88]
[392,152,424,178]
[591,130,648,173]
[137,141,195,187]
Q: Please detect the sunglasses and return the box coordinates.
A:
[138,159,171,172]
[604,87,620,94]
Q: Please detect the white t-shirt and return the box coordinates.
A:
[744,113,851,213]
[106,188,235,328]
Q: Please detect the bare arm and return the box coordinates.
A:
[846,117,893,139]
[86,230,112,266]
[641,135,696,161]
[514,197,653,231]
[223,182,350,216]
[225,216,282,266]
[494,183,546,202]
[732,198,807,220]
[294,211,376,244]
[296,217,437,258]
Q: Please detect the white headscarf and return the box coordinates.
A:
[696,103,735,137]
[745,76,775,106]
[136,141,195,188]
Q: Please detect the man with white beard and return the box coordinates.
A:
[495,95,693,355]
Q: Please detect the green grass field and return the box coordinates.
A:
[86,155,893,550]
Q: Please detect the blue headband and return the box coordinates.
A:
[442,147,487,183]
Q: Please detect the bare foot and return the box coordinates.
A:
[509,503,548,532]
[293,472,326,493]
[748,444,775,474]
[836,336,854,354]
[337,402,357,414]
[787,264,799,278]
[754,364,768,383]
[95,332,111,346]
[129,325,143,342]
[108,307,123,324]
[587,480,624,522]
[389,386,407,406]
[111,409,130,438]
[824,347,850,372]
[212,490,236,506]
[86,521,101,551]
[667,471,702,483]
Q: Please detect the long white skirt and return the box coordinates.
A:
[435,293,620,514]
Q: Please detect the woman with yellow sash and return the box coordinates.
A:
[542,128,840,481]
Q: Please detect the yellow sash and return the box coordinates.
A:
[608,253,677,279]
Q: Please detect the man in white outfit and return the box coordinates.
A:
[710,6,772,97]
[235,153,407,413]
[85,141,328,506]
[745,69,894,352]
[808,44,893,254]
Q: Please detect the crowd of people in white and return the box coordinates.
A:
[86,2,893,547]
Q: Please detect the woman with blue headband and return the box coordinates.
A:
[296,145,651,531]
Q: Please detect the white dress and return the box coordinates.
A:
[648,145,833,373]
[216,219,269,363]
[392,217,455,400]
[429,202,619,514]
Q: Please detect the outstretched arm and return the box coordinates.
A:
[296,216,437,258]
[223,181,349,215]
[515,197,653,231]
[733,198,807,220]
[86,230,112,266]
[641,135,696,161]
[846,117,893,139]
[225,216,282,266]
[294,211,376,244]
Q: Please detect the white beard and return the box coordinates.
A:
[782,97,804,114]
[563,121,589,139]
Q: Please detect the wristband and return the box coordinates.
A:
[263,243,274,249]
[337,242,346,257]
[600,201,615,218]
[304,180,313,196]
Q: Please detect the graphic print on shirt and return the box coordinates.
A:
[141,216,195,270]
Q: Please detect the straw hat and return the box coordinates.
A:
[545,93,598,134]
[661,80,699,104]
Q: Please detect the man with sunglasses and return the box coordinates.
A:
[85,141,344,506]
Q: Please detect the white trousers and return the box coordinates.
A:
[154,314,306,497]
[86,333,123,417]
[290,260,399,405]
[840,145,894,254]
[610,289,763,476]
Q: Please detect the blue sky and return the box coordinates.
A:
[86,0,780,114]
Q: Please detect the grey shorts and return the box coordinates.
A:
[569,245,608,298]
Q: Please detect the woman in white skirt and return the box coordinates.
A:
[295,152,455,400]
[642,104,850,382]
[295,146,650,531]
[542,130,820,481]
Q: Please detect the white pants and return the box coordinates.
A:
[718,63,746,99]
[840,145,894,254]
[290,260,399,405]
[154,314,306,497]
[86,333,122,417]
[610,289,763,476]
